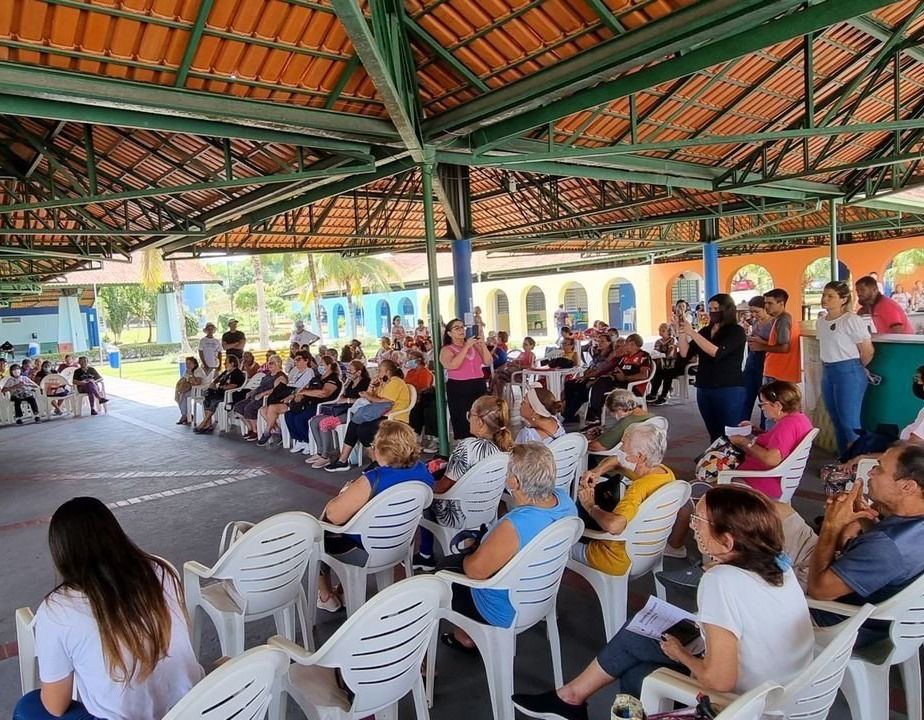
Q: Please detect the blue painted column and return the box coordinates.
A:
[452,237,473,322]
[155,291,181,344]
[57,295,89,352]
[701,218,719,299]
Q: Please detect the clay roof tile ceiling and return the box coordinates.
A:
[1,0,924,299]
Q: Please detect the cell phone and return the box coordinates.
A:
[662,619,702,647]
[465,326,475,339]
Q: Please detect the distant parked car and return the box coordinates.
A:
[731,277,755,292]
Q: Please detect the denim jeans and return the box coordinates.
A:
[13,691,100,720]
[740,351,766,423]
[597,625,687,698]
[696,385,746,442]
[821,359,868,460]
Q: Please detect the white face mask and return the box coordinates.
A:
[11,369,21,377]
[615,447,637,473]
[317,363,327,374]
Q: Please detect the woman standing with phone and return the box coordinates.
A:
[816,281,875,460]
[676,293,747,441]
[440,318,493,439]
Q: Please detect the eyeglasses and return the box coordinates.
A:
[690,513,712,526]
[449,325,464,332]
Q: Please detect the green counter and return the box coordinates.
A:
[861,334,924,430]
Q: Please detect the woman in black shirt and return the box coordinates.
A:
[283,353,344,445]
[193,355,246,433]
[676,293,747,441]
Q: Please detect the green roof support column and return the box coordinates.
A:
[829,199,838,282]
[84,124,97,195]
[175,0,216,88]
[422,157,449,456]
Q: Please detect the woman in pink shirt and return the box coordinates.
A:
[440,318,492,439]
[728,381,814,499]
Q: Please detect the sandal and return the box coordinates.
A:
[440,632,478,656]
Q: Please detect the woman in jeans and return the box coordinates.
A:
[740,296,774,423]
[305,360,371,468]
[816,281,875,460]
[676,293,747,442]
[512,485,813,719]
[440,318,492,440]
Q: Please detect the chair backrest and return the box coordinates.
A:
[640,415,669,434]
[441,452,510,529]
[387,383,417,420]
[715,682,781,720]
[775,604,875,718]
[350,481,433,570]
[624,481,692,579]
[778,428,820,503]
[163,645,288,720]
[628,359,656,392]
[210,512,323,617]
[39,373,69,392]
[314,576,449,717]
[876,571,924,664]
[549,433,588,493]
[490,516,584,631]
[15,607,37,694]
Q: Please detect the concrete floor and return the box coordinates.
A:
[0,381,910,719]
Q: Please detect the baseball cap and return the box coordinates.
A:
[295,320,305,328]
[204,322,216,330]
[228,318,239,324]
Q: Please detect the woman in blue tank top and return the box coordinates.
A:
[440,442,578,652]
[317,420,434,612]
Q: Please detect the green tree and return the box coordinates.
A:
[123,286,157,343]
[140,249,192,352]
[294,254,402,341]
[886,248,924,278]
[98,286,131,342]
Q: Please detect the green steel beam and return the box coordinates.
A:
[423,0,807,138]
[583,0,627,35]
[0,63,398,146]
[402,17,489,92]
[0,229,208,237]
[175,0,216,87]
[324,55,362,109]
[469,0,898,151]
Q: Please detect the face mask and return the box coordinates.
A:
[406,359,418,369]
[615,448,637,473]
[914,380,924,400]
[317,363,327,374]
[709,311,722,324]
[12,369,21,377]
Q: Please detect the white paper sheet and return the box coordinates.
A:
[724,425,752,437]
[625,596,698,640]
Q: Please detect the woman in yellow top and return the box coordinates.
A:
[324,359,411,472]
[572,422,675,574]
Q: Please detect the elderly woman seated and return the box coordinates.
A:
[585,389,653,453]
[305,360,371,468]
[440,442,578,653]
[280,353,343,447]
[255,350,316,446]
[516,387,565,445]
[572,422,675,576]
[232,355,286,441]
[317,421,434,611]
[193,355,246,433]
[174,356,208,426]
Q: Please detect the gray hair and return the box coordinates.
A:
[623,422,666,466]
[605,388,641,413]
[508,443,556,502]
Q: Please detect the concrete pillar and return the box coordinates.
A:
[155,291,181,344]
[57,295,89,352]
[452,237,474,322]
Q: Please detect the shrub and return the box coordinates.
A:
[116,342,182,360]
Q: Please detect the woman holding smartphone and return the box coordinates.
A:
[440,318,493,440]
[512,485,813,720]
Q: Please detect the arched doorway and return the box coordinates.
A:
[331,304,345,339]
[885,248,924,315]
[729,264,773,305]
[353,305,364,338]
[670,271,704,308]
[319,306,329,337]
[525,286,547,336]
[375,299,391,337]
[562,282,588,330]
[605,278,636,331]
[399,297,415,328]
[492,290,510,333]
[802,258,850,320]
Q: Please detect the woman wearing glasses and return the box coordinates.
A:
[440,318,493,439]
[816,281,875,460]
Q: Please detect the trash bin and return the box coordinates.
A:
[108,349,121,369]
[179,361,187,377]
[27,342,40,357]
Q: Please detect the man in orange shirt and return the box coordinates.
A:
[749,288,801,428]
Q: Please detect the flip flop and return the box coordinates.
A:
[440,632,478,656]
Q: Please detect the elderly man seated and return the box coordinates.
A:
[572,423,674,575]
[808,442,924,646]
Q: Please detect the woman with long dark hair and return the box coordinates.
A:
[14,498,202,720]
[439,318,492,439]
[816,281,875,460]
[675,293,747,441]
[513,485,812,719]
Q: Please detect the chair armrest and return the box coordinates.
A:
[715,468,770,484]
[588,447,620,457]
[581,528,625,542]
[183,560,214,581]
[435,569,490,589]
[641,668,738,712]
[319,517,362,536]
[268,634,315,664]
[806,597,897,622]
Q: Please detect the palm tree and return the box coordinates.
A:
[295,254,401,340]
[252,255,271,349]
[141,249,191,352]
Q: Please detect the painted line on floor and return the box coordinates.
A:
[40,468,261,482]
[106,410,190,440]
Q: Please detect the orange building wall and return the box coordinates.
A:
[647,235,924,329]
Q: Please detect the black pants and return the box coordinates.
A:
[586,376,618,422]
[649,360,683,399]
[344,418,382,448]
[450,583,489,623]
[410,387,438,436]
[562,379,590,422]
[446,378,486,440]
[13,396,38,418]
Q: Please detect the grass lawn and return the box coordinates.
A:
[99,357,182,388]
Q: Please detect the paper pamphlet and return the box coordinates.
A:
[626,596,697,640]
[723,425,752,437]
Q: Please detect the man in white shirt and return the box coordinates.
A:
[290,319,319,347]
[197,323,222,373]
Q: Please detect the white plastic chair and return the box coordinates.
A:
[427,516,585,720]
[641,604,875,719]
[335,384,417,466]
[549,432,588,496]
[716,427,819,504]
[809,573,924,720]
[38,373,74,419]
[187,371,215,427]
[567,480,691,641]
[184,511,323,658]
[0,376,19,424]
[671,359,698,402]
[320,481,433,615]
[163,645,288,720]
[588,416,669,462]
[15,607,37,694]
[72,376,108,416]
[418,452,509,556]
[269,576,449,720]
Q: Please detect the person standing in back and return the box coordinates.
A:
[750,288,802,427]
[440,318,492,440]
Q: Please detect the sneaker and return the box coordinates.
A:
[311,457,332,469]
[662,543,688,559]
[423,438,440,454]
[244,432,258,441]
[512,691,588,720]
[99,397,109,404]
[324,460,351,473]
[53,408,63,416]
[91,410,99,416]
[412,553,436,571]
[255,433,272,446]
[649,397,667,406]
[304,454,325,464]
[15,418,22,425]
[34,417,41,423]
[316,593,342,613]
